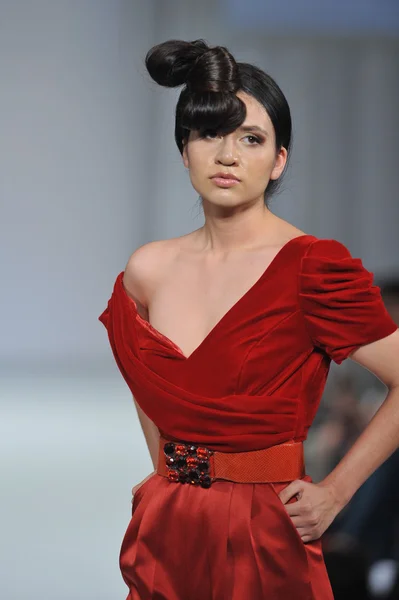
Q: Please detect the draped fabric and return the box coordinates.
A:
[299,239,396,365]
[99,234,397,600]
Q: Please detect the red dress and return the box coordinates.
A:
[99,234,397,600]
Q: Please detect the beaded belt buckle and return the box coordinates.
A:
[163,441,214,488]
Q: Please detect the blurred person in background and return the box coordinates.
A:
[99,39,399,600]
[323,547,371,600]
[312,279,399,598]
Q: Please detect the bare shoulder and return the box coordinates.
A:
[281,223,307,241]
[123,239,177,309]
[268,215,307,244]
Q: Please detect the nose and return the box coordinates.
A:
[215,135,239,166]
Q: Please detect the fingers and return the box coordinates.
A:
[131,483,142,504]
[284,495,314,516]
[287,500,319,525]
[288,511,321,542]
[284,502,301,517]
[297,529,314,543]
[278,479,305,504]
[281,483,322,542]
[298,527,319,543]
[289,517,319,543]
[131,470,157,504]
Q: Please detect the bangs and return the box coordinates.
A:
[175,89,246,150]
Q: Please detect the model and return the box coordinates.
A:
[99,39,399,599]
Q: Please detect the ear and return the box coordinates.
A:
[270,146,288,180]
[182,140,189,168]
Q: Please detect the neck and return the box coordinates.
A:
[197,201,280,252]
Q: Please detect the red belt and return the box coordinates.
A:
[157,435,305,488]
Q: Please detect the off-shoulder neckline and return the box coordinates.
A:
[119,233,316,361]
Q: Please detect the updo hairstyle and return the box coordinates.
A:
[145,39,292,201]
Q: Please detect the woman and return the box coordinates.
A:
[99,39,399,599]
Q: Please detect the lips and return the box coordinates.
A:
[211,173,240,182]
[210,175,240,188]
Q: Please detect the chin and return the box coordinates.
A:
[204,194,246,207]
[202,185,242,198]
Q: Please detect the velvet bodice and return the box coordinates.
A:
[99,235,397,452]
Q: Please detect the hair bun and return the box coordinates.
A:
[145,39,239,93]
[186,46,239,93]
[145,39,208,88]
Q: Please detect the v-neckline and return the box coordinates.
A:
[120,234,314,362]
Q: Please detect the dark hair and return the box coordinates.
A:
[145,39,292,203]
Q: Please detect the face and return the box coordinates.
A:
[182,91,287,208]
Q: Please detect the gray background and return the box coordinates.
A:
[1,1,398,598]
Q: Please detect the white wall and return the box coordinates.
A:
[0,0,156,366]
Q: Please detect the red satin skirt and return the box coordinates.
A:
[119,473,333,599]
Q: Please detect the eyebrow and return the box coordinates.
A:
[237,125,268,137]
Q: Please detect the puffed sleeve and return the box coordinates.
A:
[299,239,397,364]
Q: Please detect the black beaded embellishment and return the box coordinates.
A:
[163,441,213,488]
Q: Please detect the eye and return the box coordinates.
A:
[243,135,262,145]
[201,129,219,139]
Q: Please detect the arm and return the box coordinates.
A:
[122,241,171,497]
[133,396,160,470]
[322,329,399,505]
[122,241,175,469]
[279,329,399,542]
[131,400,159,502]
